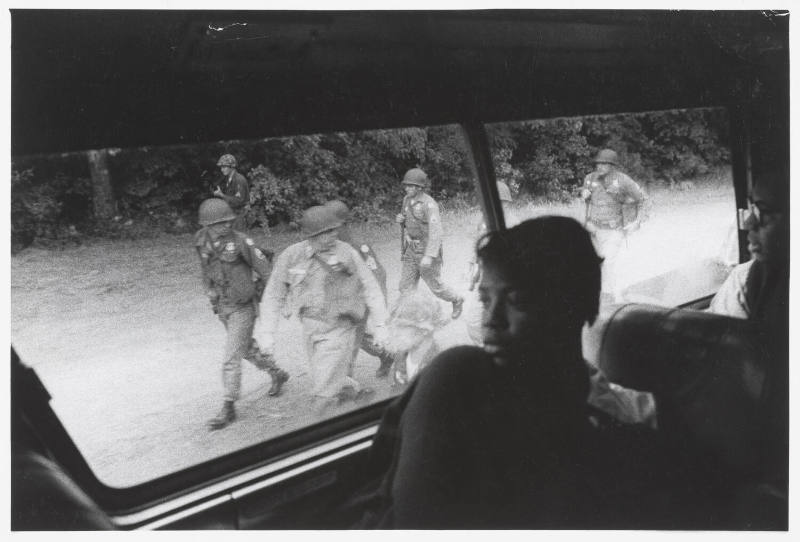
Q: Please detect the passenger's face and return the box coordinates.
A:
[479,261,542,368]
[309,229,338,253]
[745,182,787,264]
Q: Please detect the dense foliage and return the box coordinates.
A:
[11,108,729,251]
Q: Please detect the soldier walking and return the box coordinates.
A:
[212,153,250,231]
[195,199,289,431]
[325,200,396,378]
[395,168,464,319]
[256,205,388,404]
[580,149,645,302]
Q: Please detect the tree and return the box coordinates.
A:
[87,149,115,219]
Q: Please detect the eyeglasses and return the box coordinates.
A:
[741,198,781,227]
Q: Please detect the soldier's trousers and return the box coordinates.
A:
[465,289,484,346]
[591,227,626,298]
[351,310,392,370]
[219,303,283,402]
[398,248,460,302]
[301,315,362,398]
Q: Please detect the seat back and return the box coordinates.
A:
[593,304,767,472]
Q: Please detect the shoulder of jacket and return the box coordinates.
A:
[612,170,635,183]
[334,240,360,260]
[420,193,439,208]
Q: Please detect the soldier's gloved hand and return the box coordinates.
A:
[420,255,433,268]
[395,213,405,224]
[213,186,224,197]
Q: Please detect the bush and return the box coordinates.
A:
[11,108,732,246]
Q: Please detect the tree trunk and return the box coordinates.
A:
[87,149,115,219]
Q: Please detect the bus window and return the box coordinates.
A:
[486,107,737,310]
[10,124,482,488]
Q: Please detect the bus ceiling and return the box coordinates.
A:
[11,10,787,156]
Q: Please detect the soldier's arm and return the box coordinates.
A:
[580,173,593,200]
[620,174,645,204]
[619,175,646,227]
[218,175,248,210]
[424,199,443,258]
[193,232,214,293]
[349,246,388,328]
[257,247,293,334]
[239,236,273,280]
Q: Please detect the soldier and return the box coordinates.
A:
[256,205,388,404]
[395,168,464,319]
[195,199,289,431]
[325,200,395,378]
[580,149,645,302]
[212,153,250,231]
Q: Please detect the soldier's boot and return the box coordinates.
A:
[375,352,394,378]
[267,368,289,397]
[207,401,236,431]
[451,296,465,320]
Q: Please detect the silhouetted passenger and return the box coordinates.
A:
[359,217,673,528]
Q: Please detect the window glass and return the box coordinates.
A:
[485,108,737,310]
[10,125,481,487]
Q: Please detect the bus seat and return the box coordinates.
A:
[594,303,767,473]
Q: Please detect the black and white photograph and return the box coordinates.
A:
[8,5,791,531]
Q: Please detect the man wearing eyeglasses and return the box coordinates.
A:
[707,164,788,525]
[708,176,788,320]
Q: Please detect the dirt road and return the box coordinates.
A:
[11,186,735,487]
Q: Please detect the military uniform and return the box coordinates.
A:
[259,239,387,398]
[337,224,395,376]
[583,169,644,299]
[399,192,461,303]
[215,170,250,231]
[195,227,287,405]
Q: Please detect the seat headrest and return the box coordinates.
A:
[591,303,769,471]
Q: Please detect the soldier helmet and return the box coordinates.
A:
[198,198,237,226]
[301,205,344,237]
[216,154,237,168]
[325,200,350,222]
[497,181,513,203]
[401,168,429,188]
[593,149,619,166]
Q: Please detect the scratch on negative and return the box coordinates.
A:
[208,22,249,33]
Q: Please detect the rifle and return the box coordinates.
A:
[583,197,590,228]
[399,197,408,258]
